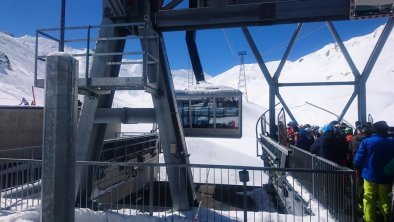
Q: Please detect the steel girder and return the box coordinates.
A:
[140,27,196,210]
[186,30,205,82]
[154,0,349,31]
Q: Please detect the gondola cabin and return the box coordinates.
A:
[175,82,242,138]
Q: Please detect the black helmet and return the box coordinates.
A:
[372,121,389,137]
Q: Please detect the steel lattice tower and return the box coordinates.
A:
[238,51,248,101]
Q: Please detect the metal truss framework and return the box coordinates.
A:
[242,18,393,136]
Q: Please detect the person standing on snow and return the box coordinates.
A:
[354,121,394,222]
[19,98,29,106]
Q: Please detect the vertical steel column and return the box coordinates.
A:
[186,30,205,82]
[271,24,302,124]
[41,53,77,222]
[186,0,205,82]
[59,0,66,52]
[357,82,367,122]
[242,27,278,136]
[242,25,300,134]
[276,92,296,123]
[34,31,39,87]
[269,85,276,138]
[85,26,91,79]
[142,28,195,210]
[75,17,127,203]
[358,18,394,122]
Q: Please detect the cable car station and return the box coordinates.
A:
[1,0,393,221]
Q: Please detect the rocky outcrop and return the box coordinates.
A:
[0,51,12,71]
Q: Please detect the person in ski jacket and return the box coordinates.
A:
[348,122,373,210]
[310,123,347,165]
[295,128,314,151]
[349,123,372,166]
[353,121,394,222]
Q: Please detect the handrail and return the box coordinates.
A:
[289,144,351,170]
[0,157,354,173]
[34,22,159,90]
[255,106,273,157]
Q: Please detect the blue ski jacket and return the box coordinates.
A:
[354,134,394,184]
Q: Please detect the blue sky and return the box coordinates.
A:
[0,0,388,76]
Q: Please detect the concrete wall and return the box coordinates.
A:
[0,106,43,150]
[0,106,120,150]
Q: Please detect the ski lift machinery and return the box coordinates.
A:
[175,83,242,138]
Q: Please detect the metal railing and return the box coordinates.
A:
[115,131,155,138]
[255,105,357,221]
[0,158,355,221]
[0,146,42,160]
[101,133,158,163]
[287,145,356,222]
[0,159,42,210]
[34,22,159,91]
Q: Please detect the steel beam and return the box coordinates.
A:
[273,23,303,80]
[269,86,276,138]
[360,18,394,83]
[141,28,195,210]
[243,26,282,136]
[326,21,361,79]
[242,27,272,84]
[75,17,128,204]
[186,30,205,82]
[358,81,367,122]
[278,81,355,87]
[337,90,358,123]
[276,92,297,123]
[59,0,66,52]
[78,77,145,90]
[357,18,393,122]
[154,0,349,31]
[95,108,156,123]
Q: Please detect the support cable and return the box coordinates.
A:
[222,29,237,57]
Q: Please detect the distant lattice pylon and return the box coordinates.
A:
[238,51,248,101]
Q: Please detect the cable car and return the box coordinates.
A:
[175,82,242,138]
[353,0,394,17]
